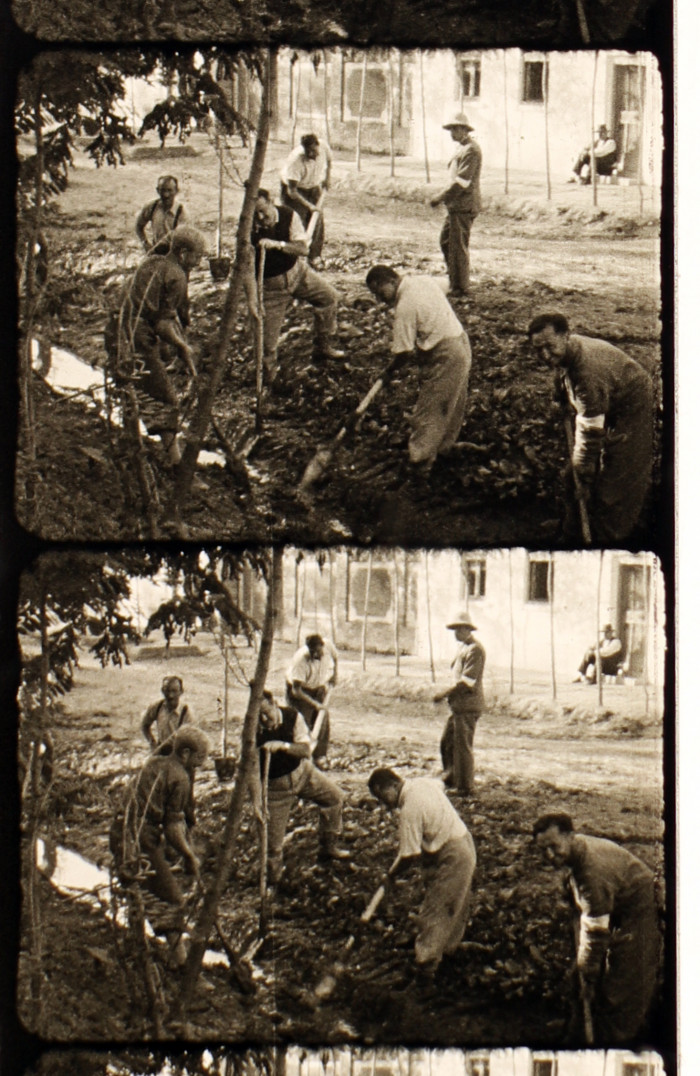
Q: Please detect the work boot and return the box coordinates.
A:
[313,337,345,360]
[318,836,351,863]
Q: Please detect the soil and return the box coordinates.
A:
[15,139,662,546]
[17,640,666,1048]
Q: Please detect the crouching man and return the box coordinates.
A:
[257,690,349,886]
[368,767,477,988]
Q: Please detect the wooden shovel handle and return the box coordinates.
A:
[361,883,386,923]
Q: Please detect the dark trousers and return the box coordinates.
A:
[280,184,324,260]
[573,150,617,179]
[285,684,330,759]
[439,212,475,293]
[440,711,479,792]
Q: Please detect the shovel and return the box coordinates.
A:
[298,353,403,493]
[312,880,387,1002]
[564,417,593,546]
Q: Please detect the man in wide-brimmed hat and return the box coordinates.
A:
[429,112,482,297]
[434,613,486,793]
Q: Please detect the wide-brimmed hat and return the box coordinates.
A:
[446,612,478,630]
[443,111,474,131]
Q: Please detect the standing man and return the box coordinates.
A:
[110,727,210,953]
[365,265,472,475]
[111,225,207,465]
[527,312,655,543]
[368,767,476,987]
[533,812,661,1044]
[135,175,189,254]
[433,613,486,794]
[251,188,344,387]
[429,112,482,297]
[257,691,350,886]
[141,675,195,750]
[280,133,333,265]
[285,633,338,764]
[573,624,623,683]
[569,125,618,184]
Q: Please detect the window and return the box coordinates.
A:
[460,58,481,98]
[533,1060,555,1076]
[462,556,486,599]
[342,64,388,122]
[522,55,549,102]
[527,555,551,602]
[622,1064,653,1076]
[468,1057,490,1076]
[349,563,393,620]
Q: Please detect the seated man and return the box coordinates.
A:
[257,690,349,886]
[574,624,623,683]
[570,125,618,184]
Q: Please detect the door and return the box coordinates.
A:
[617,562,650,678]
[612,62,645,178]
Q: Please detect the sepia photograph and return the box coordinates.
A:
[17,547,666,1049]
[15,46,664,546]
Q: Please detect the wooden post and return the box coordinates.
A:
[637,56,645,215]
[549,555,556,700]
[543,53,552,201]
[419,50,431,183]
[361,550,373,671]
[393,551,401,676]
[328,549,337,647]
[387,50,396,178]
[509,549,515,694]
[591,49,599,208]
[424,552,436,683]
[291,57,302,145]
[503,50,510,195]
[323,50,332,147]
[223,636,229,757]
[296,555,307,646]
[216,123,224,258]
[355,53,368,172]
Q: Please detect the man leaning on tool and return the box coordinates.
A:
[365,264,472,477]
[279,133,332,265]
[368,767,477,989]
[285,632,338,764]
[433,613,486,794]
[528,312,654,544]
[429,112,482,297]
[257,690,349,886]
[251,188,344,388]
[533,812,661,1045]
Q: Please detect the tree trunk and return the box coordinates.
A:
[591,49,599,207]
[175,546,283,1017]
[355,53,368,172]
[328,549,337,647]
[508,549,515,694]
[323,50,332,146]
[387,50,396,178]
[503,51,510,195]
[543,53,552,201]
[296,555,307,646]
[291,56,301,145]
[549,556,556,700]
[170,49,277,529]
[424,552,436,683]
[419,51,430,183]
[637,56,645,215]
[361,550,373,671]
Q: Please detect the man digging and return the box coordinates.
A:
[365,265,472,480]
[257,690,349,889]
[285,632,338,766]
[368,767,477,990]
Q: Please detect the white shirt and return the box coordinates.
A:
[286,641,338,690]
[397,777,468,857]
[392,276,464,354]
[280,141,332,188]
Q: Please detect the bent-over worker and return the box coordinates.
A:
[533,811,661,1045]
[368,767,477,987]
[528,312,654,544]
[285,633,338,763]
[257,691,350,886]
[365,264,472,476]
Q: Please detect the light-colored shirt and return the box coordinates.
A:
[280,141,332,188]
[392,276,464,354]
[593,136,617,159]
[141,698,194,745]
[397,776,468,857]
[286,641,338,690]
[135,200,188,246]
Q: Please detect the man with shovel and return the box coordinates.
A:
[285,632,338,765]
[280,133,332,265]
[257,690,350,887]
[368,767,477,989]
[251,188,344,389]
[365,264,472,476]
[533,812,661,1044]
[528,312,654,544]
